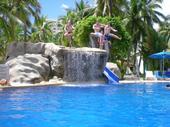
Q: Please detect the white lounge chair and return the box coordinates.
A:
[145,71,157,80]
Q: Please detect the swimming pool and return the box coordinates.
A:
[0,83,170,127]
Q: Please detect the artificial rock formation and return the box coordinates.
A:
[63,48,107,82]
[5,42,108,84]
[6,54,50,84]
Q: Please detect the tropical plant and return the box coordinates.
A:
[142,28,168,71]
[159,15,170,43]
[31,16,54,42]
[0,0,41,61]
[74,16,131,78]
[75,0,95,20]
[94,0,128,17]
[74,16,110,46]
[0,0,40,42]
[124,0,165,76]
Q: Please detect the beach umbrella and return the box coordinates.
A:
[149,51,170,59]
[149,51,170,76]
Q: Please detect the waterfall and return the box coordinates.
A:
[0,64,9,80]
[63,48,108,82]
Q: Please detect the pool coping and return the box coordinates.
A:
[1,80,170,89]
[120,80,170,84]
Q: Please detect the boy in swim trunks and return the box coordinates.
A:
[90,21,105,48]
[103,23,121,53]
[64,20,74,47]
[104,23,121,41]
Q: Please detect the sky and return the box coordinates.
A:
[39,0,93,19]
[39,0,170,20]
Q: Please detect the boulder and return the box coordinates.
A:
[6,42,45,60]
[5,42,108,84]
[106,62,121,78]
[6,42,26,59]
[6,54,50,84]
[44,43,65,78]
[25,42,45,54]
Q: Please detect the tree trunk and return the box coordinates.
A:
[24,25,27,42]
[109,0,113,17]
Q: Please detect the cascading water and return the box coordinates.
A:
[63,48,108,82]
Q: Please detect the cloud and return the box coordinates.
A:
[61,4,69,11]
[161,0,170,16]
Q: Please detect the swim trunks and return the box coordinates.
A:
[104,34,112,41]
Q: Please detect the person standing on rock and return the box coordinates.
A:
[90,21,105,49]
[64,20,74,47]
[104,23,121,42]
[103,23,122,54]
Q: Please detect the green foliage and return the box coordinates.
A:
[142,28,168,70]
[95,0,128,17]
[109,17,131,79]
[74,16,109,47]
[74,16,131,79]
[159,18,170,43]
[0,0,41,61]
[31,16,54,42]
[109,17,131,60]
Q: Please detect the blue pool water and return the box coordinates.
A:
[0,83,170,127]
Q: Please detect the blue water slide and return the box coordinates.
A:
[103,67,119,84]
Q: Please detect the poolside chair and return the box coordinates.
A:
[145,71,157,80]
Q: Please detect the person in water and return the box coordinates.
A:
[90,21,105,49]
[166,84,170,88]
[64,20,74,47]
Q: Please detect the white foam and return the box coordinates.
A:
[62,83,106,87]
[10,82,32,87]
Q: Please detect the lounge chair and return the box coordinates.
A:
[145,71,157,80]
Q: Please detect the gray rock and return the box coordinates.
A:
[25,42,45,54]
[44,43,65,78]
[106,62,121,78]
[6,42,26,59]
[6,54,50,84]
[6,42,45,60]
[6,42,108,84]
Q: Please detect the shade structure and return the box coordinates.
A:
[149,51,170,77]
[149,51,170,59]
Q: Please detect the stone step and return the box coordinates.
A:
[0,64,10,80]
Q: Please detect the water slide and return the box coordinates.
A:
[103,67,119,84]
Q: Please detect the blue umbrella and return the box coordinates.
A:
[149,51,170,77]
[149,51,170,59]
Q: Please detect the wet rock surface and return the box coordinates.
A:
[63,48,107,82]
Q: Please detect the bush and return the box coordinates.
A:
[73,16,131,79]
[73,16,109,47]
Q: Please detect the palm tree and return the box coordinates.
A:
[0,0,40,61]
[159,15,170,43]
[75,0,94,20]
[124,0,165,76]
[140,0,165,27]
[31,16,53,42]
[0,0,40,42]
[95,0,128,17]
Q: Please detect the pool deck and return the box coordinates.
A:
[1,79,170,89]
[120,79,170,84]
